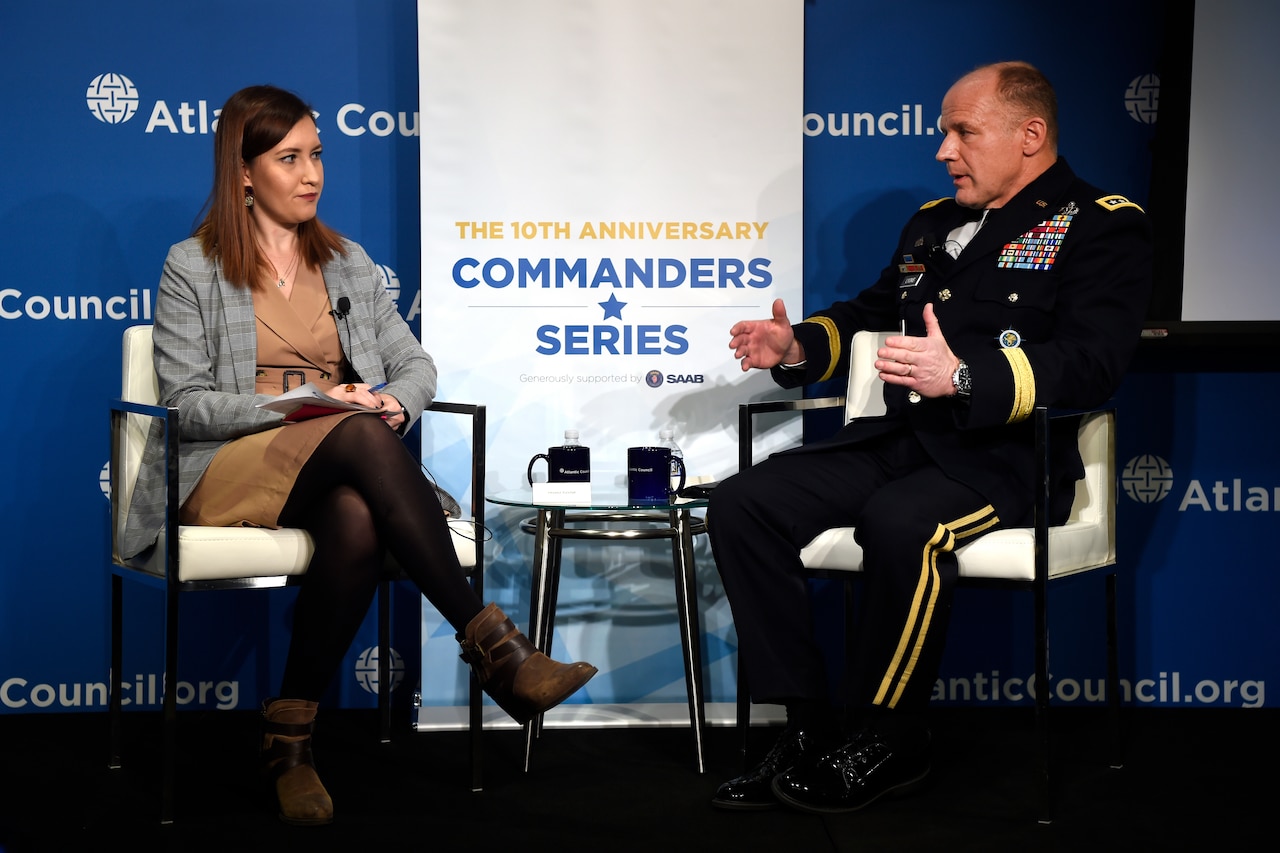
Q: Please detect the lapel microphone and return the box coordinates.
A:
[924,235,954,275]
[331,296,354,350]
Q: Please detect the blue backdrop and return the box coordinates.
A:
[1,0,428,714]
[1,0,1273,717]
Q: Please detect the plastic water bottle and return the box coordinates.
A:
[559,429,590,482]
[658,428,683,491]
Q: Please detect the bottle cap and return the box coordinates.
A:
[659,429,673,440]
[564,429,579,440]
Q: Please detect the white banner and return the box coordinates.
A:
[417,0,802,725]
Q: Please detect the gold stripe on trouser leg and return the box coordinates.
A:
[872,506,999,708]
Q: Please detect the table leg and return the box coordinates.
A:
[526,509,553,655]
[524,508,564,770]
[671,508,707,773]
[524,509,551,770]
[541,509,566,658]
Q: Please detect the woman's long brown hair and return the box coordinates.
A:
[193,85,347,289]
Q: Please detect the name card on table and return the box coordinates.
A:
[532,482,593,504]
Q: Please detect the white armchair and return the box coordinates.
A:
[108,324,488,823]
[734,330,1122,824]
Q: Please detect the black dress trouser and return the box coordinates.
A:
[708,428,1011,715]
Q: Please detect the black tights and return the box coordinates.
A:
[276,414,484,701]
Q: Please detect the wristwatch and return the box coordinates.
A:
[951,359,972,397]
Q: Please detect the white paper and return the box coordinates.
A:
[255,382,381,417]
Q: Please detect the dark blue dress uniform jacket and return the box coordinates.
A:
[772,158,1153,527]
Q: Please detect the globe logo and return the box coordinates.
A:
[1121,454,1174,503]
[645,370,664,388]
[377,264,401,307]
[1124,74,1159,125]
[99,461,111,500]
[354,645,405,695]
[87,73,140,125]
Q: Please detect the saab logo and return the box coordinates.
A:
[665,374,704,384]
[1122,455,1173,504]
[87,73,139,124]
[645,370,664,388]
[1124,74,1159,125]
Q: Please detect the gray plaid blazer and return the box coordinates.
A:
[120,236,458,560]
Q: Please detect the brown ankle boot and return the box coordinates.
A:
[458,602,598,724]
[261,698,333,826]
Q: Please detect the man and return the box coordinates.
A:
[709,61,1151,814]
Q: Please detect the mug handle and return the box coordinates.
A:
[527,453,549,486]
[671,456,687,495]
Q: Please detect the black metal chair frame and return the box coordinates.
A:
[108,376,487,824]
[734,391,1123,824]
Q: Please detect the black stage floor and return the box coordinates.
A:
[0,706,1271,851]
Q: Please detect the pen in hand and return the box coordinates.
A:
[367,383,390,416]
[365,382,395,420]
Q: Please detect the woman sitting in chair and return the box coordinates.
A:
[119,84,597,826]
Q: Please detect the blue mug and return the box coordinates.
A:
[527,444,591,485]
[627,446,686,505]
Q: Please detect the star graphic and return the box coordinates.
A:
[599,294,627,320]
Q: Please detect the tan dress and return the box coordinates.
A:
[180,264,362,528]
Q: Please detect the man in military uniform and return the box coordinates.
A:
[709,61,1152,814]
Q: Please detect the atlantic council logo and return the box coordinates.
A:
[354,645,405,695]
[1122,454,1174,503]
[86,73,140,124]
[645,370,664,388]
[377,264,401,307]
[1124,74,1159,125]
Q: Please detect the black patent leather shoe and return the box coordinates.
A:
[711,727,830,811]
[771,727,930,814]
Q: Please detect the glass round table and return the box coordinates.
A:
[486,487,711,773]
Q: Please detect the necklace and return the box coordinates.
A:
[270,251,300,289]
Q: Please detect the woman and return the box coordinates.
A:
[121,85,597,825]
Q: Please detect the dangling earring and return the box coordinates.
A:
[244,188,254,208]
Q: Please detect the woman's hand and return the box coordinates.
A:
[377,392,406,431]
[330,383,405,430]
[330,382,383,407]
